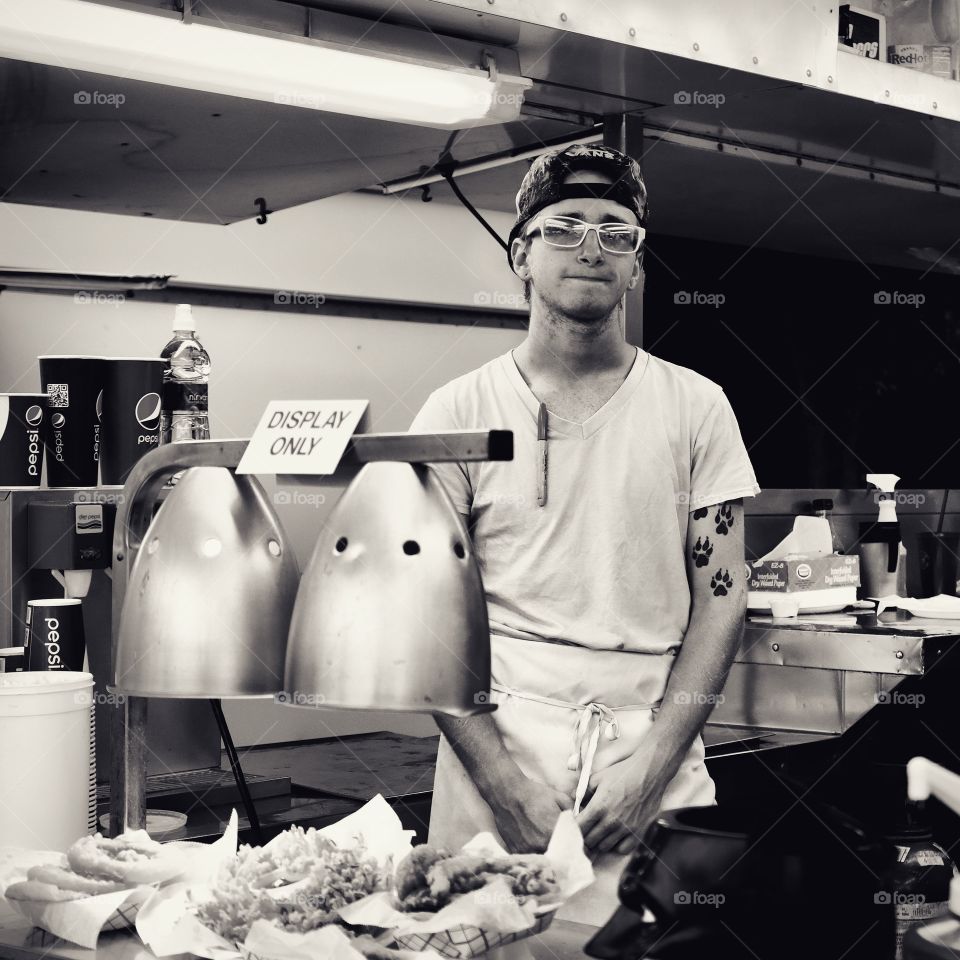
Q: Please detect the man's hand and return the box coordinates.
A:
[575,745,668,857]
[493,776,573,854]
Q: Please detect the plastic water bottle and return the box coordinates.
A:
[160,303,211,445]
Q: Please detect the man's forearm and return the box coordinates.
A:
[643,585,746,785]
[433,712,527,802]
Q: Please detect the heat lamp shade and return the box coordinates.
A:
[112,468,299,697]
[283,461,492,716]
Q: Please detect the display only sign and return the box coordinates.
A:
[237,400,368,476]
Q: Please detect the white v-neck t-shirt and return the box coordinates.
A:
[409,347,760,657]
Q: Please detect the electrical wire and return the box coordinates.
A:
[209,698,264,845]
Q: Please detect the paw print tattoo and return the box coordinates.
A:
[711,568,733,597]
[692,536,714,568]
[715,503,734,535]
[693,507,708,520]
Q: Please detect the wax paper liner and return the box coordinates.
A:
[339,810,594,959]
[876,594,960,617]
[138,796,417,960]
[0,822,234,950]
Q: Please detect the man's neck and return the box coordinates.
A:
[514,302,637,382]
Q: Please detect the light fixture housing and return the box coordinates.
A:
[112,467,300,697]
[0,0,532,129]
[283,461,494,716]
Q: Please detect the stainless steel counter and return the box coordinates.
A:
[707,610,960,739]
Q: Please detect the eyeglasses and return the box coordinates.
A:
[524,215,645,254]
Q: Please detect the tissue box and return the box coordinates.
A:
[747,554,860,593]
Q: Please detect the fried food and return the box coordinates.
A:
[67,833,171,884]
[4,879,87,903]
[395,845,560,912]
[195,828,390,943]
[27,864,129,896]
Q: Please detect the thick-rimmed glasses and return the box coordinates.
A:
[525,215,645,254]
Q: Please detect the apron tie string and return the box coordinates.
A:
[567,702,620,815]
[489,682,660,816]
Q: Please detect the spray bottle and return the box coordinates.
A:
[859,474,908,598]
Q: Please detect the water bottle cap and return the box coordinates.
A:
[174,303,194,330]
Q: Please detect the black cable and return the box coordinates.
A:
[435,150,509,252]
[209,698,264,845]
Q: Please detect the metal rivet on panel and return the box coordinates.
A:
[806,68,812,77]
[693,42,700,51]
[896,650,904,659]
[827,75,834,82]
[753,56,759,64]
[629,27,636,37]
[560,11,567,21]
[772,643,780,652]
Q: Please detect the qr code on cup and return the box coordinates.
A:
[47,384,69,407]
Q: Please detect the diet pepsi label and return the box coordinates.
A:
[163,381,208,412]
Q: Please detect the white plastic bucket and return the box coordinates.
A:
[0,671,95,851]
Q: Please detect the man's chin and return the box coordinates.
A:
[561,299,617,323]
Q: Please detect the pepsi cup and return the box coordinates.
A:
[25,599,85,672]
[100,358,164,485]
[38,356,105,488]
[0,394,47,487]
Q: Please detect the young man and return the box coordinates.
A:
[410,143,760,924]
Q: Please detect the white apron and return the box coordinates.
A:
[428,634,715,928]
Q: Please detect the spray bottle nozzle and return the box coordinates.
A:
[866,474,901,494]
[867,474,902,524]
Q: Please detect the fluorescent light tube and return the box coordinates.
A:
[0,0,532,128]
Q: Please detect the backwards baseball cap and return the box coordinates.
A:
[507,142,648,272]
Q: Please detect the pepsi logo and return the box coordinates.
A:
[136,392,161,431]
[96,389,103,421]
[25,405,43,426]
[51,413,66,429]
